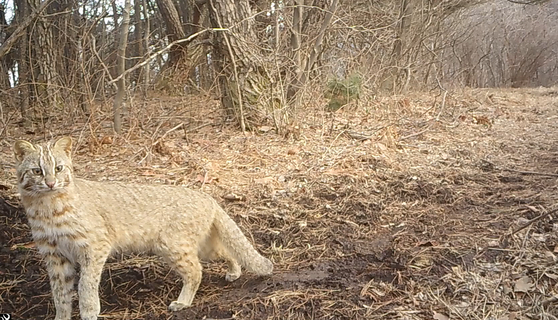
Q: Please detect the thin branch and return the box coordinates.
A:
[503,168,558,177]
[511,206,558,235]
[108,29,213,85]
[507,0,548,4]
[299,0,338,86]
[400,127,430,140]
[481,159,558,177]
[151,122,183,146]
[90,35,117,91]
[0,0,55,59]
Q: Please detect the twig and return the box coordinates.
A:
[90,35,118,91]
[108,29,213,85]
[185,122,212,133]
[346,131,372,141]
[436,90,447,121]
[151,123,184,146]
[0,0,55,59]
[434,70,448,121]
[502,168,558,178]
[511,206,558,235]
[345,120,402,141]
[150,122,212,148]
[481,159,558,177]
[400,126,430,140]
[200,170,208,189]
[0,100,6,138]
[542,295,558,307]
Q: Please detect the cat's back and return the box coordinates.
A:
[73,178,219,215]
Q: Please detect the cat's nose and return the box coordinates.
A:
[46,181,55,189]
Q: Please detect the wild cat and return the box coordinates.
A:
[13,136,273,320]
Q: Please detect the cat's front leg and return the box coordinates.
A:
[77,247,110,320]
[44,253,76,320]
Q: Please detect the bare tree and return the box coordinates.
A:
[15,0,31,120]
[208,0,266,131]
[131,0,145,86]
[113,0,131,134]
[441,0,558,88]
[142,0,151,92]
[156,0,187,66]
[0,0,555,132]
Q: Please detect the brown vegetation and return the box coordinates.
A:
[0,0,556,132]
[1,0,558,319]
[1,87,558,319]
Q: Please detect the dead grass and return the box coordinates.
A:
[1,86,558,319]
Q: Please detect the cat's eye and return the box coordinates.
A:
[55,165,64,173]
[31,168,42,175]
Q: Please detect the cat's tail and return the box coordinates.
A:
[212,208,273,276]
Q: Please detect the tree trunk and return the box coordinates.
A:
[392,0,413,62]
[298,0,337,89]
[52,0,84,113]
[291,0,302,75]
[286,0,337,108]
[19,0,59,119]
[113,0,131,134]
[35,3,59,114]
[142,0,150,93]
[93,17,108,100]
[15,0,30,120]
[132,0,145,86]
[111,0,119,77]
[208,0,284,131]
[381,0,414,93]
[156,0,187,66]
[0,5,12,92]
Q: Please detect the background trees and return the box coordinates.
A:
[0,0,556,132]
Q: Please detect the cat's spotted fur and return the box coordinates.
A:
[14,137,273,320]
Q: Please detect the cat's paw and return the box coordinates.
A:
[168,301,190,312]
[225,271,241,282]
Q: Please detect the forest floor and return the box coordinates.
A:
[1,87,558,320]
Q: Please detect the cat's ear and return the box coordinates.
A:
[54,136,72,157]
[14,140,36,163]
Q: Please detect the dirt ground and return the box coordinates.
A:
[1,87,558,319]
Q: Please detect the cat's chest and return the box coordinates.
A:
[26,204,89,260]
[29,219,89,261]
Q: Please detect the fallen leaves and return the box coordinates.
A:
[514,275,534,293]
[433,312,449,320]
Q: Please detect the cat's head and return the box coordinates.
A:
[13,136,74,196]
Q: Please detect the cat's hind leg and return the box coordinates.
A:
[222,250,242,282]
[201,229,242,282]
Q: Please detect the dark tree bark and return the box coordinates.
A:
[14,0,30,119]
[35,0,59,113]
[156,0,187,66]
[176,0,190,35]
[51,0,84,112]
[0,5,12,91]
[298,0,337,89]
